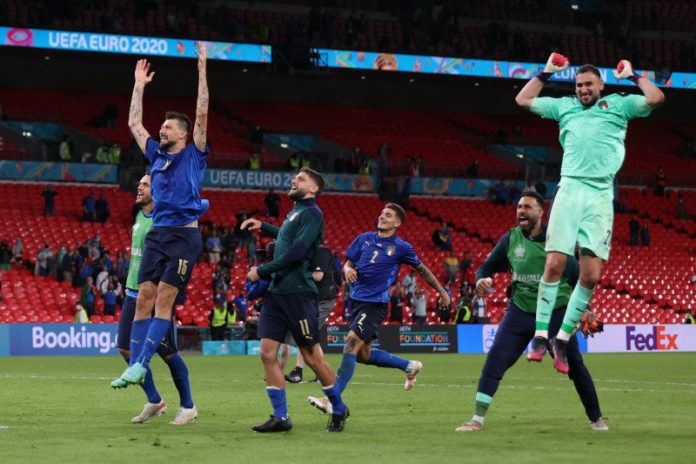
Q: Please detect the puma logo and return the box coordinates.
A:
[541,298,550,304]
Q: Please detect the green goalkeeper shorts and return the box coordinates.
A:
[546,177,614,261]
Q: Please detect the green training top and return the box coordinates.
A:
[530,93,652,187]
[257,197,323,295]
[126,209,153,291]
[506,227,572,313]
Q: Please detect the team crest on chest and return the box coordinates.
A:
[386,245,396,256]
[514,244,525,259]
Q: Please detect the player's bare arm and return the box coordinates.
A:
[193,41,209,152]
[515,53,569,109]
[128,59,154,153]
[343,259,357,283]
[414,263,451,306]
[240,218,262,231]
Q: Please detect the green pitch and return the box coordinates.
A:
[0,353,694,463]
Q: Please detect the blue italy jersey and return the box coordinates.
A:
[346,231,421,303]
[145,138,210,227]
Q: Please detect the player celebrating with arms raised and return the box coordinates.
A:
[308,203,451,415]
[515,54,664,373]
[112,42,210,388]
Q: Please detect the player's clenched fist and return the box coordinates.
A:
[543,52,570,74]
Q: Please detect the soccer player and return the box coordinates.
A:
[308,203,451,415]
[111,42,210,387]
[242,168,349,433]
[112,175,196,425]
[515,54,665,373]
[455,191,607,432]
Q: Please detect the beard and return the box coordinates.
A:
[159,139,175,151]
[288,187,307,200]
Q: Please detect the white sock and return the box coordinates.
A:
[473,415,485,424]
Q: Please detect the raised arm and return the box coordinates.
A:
[515,53,569,110]
[614,60,665,108]
[128,59,154,153]
[413,262,451,307]
[193,42,209,152]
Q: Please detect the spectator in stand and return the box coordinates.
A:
[654,166,666,196]
[432,222,452,251]
[11,237,23,264]
[459,251,473,281]
[251,125,264,151]
[55,244,66,280]
[640,223,651,247]
[412,286,428,324]
[264,189,281,219]
[58,135,72,161]
[234,208,256,262]
[247,152,261,170]
[389,283,403,324]
[445,251,459,284]
[231,288,249,323]
[109,274,124,307]
[467,160,480,179]
[74,303,89,323]
[401,269,416,307]
[61,246,75,284]
[286,152,300,171]
[494,181,508,205]
[104,283,118,316]
[96,264,110,294]
[81,276,98,318]
[676,196,688,220]
[0,240,10,271]
[95,194,110,223]
[41,185,57,216]
[206,229,222,264]
[117,250,130,283]
[629,214,640,247]
[209,294,234,341]
[36,243,53,277]
[83,192,96,222]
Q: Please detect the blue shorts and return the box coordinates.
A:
[348,300,388,342]
[258,292,319,347]
[117,294,178,356]
[138,227,202,292]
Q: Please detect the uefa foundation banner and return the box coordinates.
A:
[322,324,457,353]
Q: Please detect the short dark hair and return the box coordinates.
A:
[576,64,601,79]
[385,203,406,223]
[300,167,325,194]
[165,111,191,133]
[520,190,545,208]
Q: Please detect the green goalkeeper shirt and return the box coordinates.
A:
[530,93,652,188]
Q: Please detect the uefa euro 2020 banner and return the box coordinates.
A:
[0,26,271,63]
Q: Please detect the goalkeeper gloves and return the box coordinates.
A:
[577,311,604,339]
[537,52,569,83]
[613,59,641,84]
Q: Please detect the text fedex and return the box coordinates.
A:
[626,326,678,351]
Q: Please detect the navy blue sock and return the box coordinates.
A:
[367,349,409,371]
[336,353,356,393]
[322,384,346,415]
[136,317,170,366]
[129,319,151,367]
[165,354,194,408]
[266,387,288,420]
[121,352,160,404]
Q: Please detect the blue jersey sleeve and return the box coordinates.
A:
[195,143,211,169]
[399,241,421,267]
[144,138,159,163]
[345,233,367,263]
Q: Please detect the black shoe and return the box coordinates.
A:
[284,367,303,384]
[550,338,569,374]
[252,415,293,433]
[326,407,349,432]
[526,336,547,362]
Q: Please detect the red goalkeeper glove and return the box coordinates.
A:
[537,53,569,83]
[613,59,641,84]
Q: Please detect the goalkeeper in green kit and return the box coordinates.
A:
[515,53,665,374]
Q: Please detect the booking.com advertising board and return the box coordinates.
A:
[1,324,694,356]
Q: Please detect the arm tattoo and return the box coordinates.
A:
[194,74,209,147]
[128,85,144,126]
[415,263,445,294]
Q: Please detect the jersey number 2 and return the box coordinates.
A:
[370,250,379,263]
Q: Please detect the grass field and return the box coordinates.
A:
[1,353,694,463]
